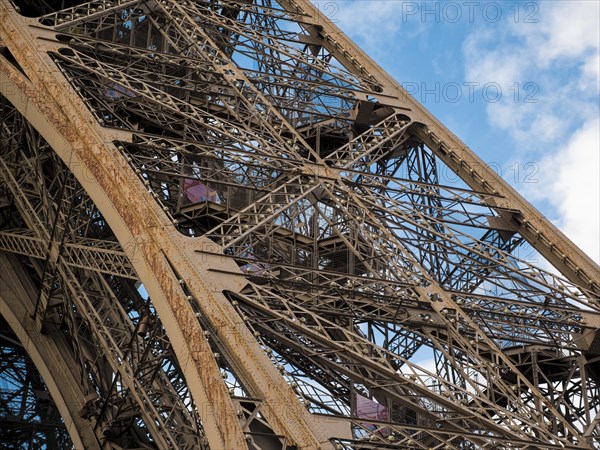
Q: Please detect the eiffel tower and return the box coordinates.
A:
[0,0,598,448]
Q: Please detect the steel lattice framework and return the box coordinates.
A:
[0,0,599,449]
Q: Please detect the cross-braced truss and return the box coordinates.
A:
[0,316,73,448]
[0,0,599,449]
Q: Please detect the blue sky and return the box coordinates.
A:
[321,0,599,264]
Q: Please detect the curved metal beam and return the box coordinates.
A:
[0,253,101,450]
[0,4,332,448]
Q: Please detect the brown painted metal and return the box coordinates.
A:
[0,3,329,448]
[281,0,600,297]
[0,1,598,449]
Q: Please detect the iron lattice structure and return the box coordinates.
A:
[0,0,599,449]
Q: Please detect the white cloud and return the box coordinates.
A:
[537,120,600,263]
[510,1,600,65]
[463,29,526,87]
[329,0,428,61]
[462,1,599,265]
[463,1,599,147]
[580,52,600,91]
[332,1,400,56]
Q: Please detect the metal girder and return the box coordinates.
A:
[0,230,136,279]
[0,253,101,450]
[0,97,209,448]
[277,0,599,297]
[0,1,599,449]
[0,3,330,449]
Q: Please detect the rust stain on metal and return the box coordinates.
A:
[0,6,248,448]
